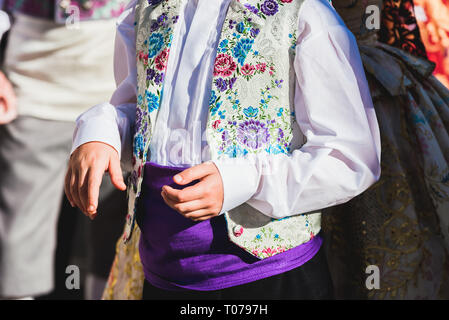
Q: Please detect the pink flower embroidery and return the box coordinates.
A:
[155,49,170,71]
[276,246,287,253]
[138,51,144,60]
[233,226,244,237]
[262,247,277,257]
[241,63,256,76]
[252,249,260,256]
[212,119,221,129]
[256,63,267,73]
[214,53,237,77]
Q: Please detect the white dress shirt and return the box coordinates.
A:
[72,0,381,219]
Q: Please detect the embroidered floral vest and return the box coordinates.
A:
[124,0,322,260]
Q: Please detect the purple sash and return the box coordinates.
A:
[137,162,322,291]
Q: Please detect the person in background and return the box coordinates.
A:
[0,0,129,299]
[322,0,449,299]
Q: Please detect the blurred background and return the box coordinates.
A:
[0,0,130,300]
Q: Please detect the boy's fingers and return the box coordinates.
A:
[70,170,83,214]
[108,156,126,191]
[162,182,205,203]
[174,162,215,185]
[160,189,176,210]
[86,167,104,214]
[161,190,204,214]
[78,168,89,213]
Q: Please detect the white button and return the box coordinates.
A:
[233,225,243,237]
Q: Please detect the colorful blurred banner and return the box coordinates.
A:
[414,0,449,87]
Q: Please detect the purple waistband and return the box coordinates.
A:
[136,162,322,291]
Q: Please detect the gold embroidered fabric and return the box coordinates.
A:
[102,224,144,300]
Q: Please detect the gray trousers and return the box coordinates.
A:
[0,116,126,297]
[0,116,74,297]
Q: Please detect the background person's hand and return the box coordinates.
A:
[0,71,17,125]
[161,161,224,222]
[65,141,126,219]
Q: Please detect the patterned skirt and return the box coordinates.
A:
[322,41,449,299]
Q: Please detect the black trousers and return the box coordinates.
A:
[143,248,334,300]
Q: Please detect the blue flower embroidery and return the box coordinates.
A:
[266,144,285,155]
[147,33,164,58]
[277,107,284,117]
[146,91,160,112]
[224,144,247,157]
[236,22,245,34]
[210,101,222,116]
[233,38,254,66]
[219,39,229,52]
[209,90,217,106]
[243,106,259,118]
[133,133,144,156]
[137,94,143,105]
[218,110,226,119]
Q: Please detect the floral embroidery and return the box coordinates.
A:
[155,49,170,70]
[147,33,164,58]
[214,53,238,77]
[232,38,255,66]
[247,226,293,259]
[207,0,301,160]
[236,119,270,149]
[126,0,322,261]
[205,0,321,259]
[260,0,279,16]
[124,0,182,242]
[148,0,163,5]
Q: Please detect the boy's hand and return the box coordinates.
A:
[0,71,17,125]
[161,161,224,222]
[65,141,126,219]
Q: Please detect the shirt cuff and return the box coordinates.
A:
[211,157,260,214]
[71,103,122,157]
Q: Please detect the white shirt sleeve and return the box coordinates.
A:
[212,0,381,218]
[71,0,138,173]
